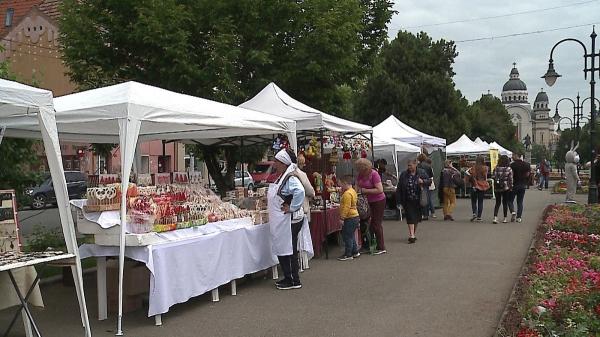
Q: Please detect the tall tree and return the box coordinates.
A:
[467,94,519,151]
[59,0,394,192]
[355,31,470,141]
[0,49,42,205]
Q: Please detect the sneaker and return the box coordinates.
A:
[493,217,498,224]
[443,215,451,221]
[275,278,289,287]
[449,216,455,221]
[470,214,477,222]
[516,218,522,223]
[337,255,353,261]
[373,249,387,255]
[422,216,429,221]
[502,218,508,223]
[510,213,516,222]
[431,214,437,219]
[408,237,416,244]
[352,252,361,258]
[277,280,300,290]
[476,218,483,222]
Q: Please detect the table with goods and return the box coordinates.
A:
[72,172,281,325]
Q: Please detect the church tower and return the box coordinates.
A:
[531,89,555,148]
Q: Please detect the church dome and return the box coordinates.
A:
[502,79,527,91]
[534,90,548,103]
[501,63,528,104]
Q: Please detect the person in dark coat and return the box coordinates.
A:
[396,159,431,244]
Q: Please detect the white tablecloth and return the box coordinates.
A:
[79,224,278,317]
[0,267,43,310]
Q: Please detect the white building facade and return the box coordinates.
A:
[501,64,555,148]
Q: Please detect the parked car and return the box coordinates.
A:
[209,170,255,192]
[24,171,88,209]
[250,161,279,187]
[234,170,254,190]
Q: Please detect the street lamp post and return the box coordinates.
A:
[542,26,600,204]
[552,94,600,140]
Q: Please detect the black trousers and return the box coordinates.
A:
[277,219,303,283]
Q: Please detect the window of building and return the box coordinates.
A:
[141,156,150,174]
[5,8,14,27]
[518,96,521,101]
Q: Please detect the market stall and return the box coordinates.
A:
[240,83,373,257]
[373,115,446,149]
[373,136,421,219]
[0,79,91,336]
[48,81,298,333]
[447,135,495,197]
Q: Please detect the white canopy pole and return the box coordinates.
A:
[0,125,5,145]
[116,118,141,336]
[37,109,92,336]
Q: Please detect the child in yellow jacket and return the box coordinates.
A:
[338,175,360,261]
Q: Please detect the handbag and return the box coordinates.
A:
[357,194,371,220]
[474,179,490,191]
[419,188,428,207]
[428,179,436,191]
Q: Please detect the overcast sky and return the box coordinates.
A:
[390,0,600,125]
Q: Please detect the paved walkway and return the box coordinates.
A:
[1,189,586,337]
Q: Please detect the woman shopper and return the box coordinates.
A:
[397,159,431,243]
[355,158,387,255]
[467,155,489,222]
[269,148,305,290]
[417,154,436,220]
[438,160,462,221]
[492,155,514,224]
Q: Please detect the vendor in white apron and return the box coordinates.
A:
[269,148,305,290]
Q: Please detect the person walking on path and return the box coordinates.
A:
[438,160,462,221]
[509,152,531,223]
[467,155,489,222]
[269,148,305,290]
[492,155,514,224]
[356,158,387,255]
[337,176,360,261]
[417,154,436,220]
[537,158,550,190]
[397,159,431,243]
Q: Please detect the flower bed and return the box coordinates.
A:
[499,204,600,337]
[551,180,589,194]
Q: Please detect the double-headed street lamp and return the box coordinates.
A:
[542,26,600,204]
[552,94,599,138]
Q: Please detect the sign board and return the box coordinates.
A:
[0,190,20,253]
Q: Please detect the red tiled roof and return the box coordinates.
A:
[38,0,61,21]
[0,0,45,36]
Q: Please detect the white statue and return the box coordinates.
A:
[564,142,580,203]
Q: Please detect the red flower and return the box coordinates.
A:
[517,327,540,337]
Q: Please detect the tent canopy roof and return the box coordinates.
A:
[0,78,53,118]
[490,141,513,156]
[6,81,296,143]
[239,82,371,133]
[373,115,446,147]
[373,136,421,153]
[447,134,489,155]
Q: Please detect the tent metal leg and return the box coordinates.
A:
[97,257,108,321]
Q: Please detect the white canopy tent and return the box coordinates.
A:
[48,81,297,334]
[473,137,491,150]
[373,136,421,178]
[239,82,372,133]
[0,79,91,336]
[490,141,513,156]
[373,115,446,147]
[447,134,490,156]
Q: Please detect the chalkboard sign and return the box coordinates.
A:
[0,190,20,253]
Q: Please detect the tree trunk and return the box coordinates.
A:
[201,145,237,197]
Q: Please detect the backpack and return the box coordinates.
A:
[357,194,371,220]
[494,170,506,190]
